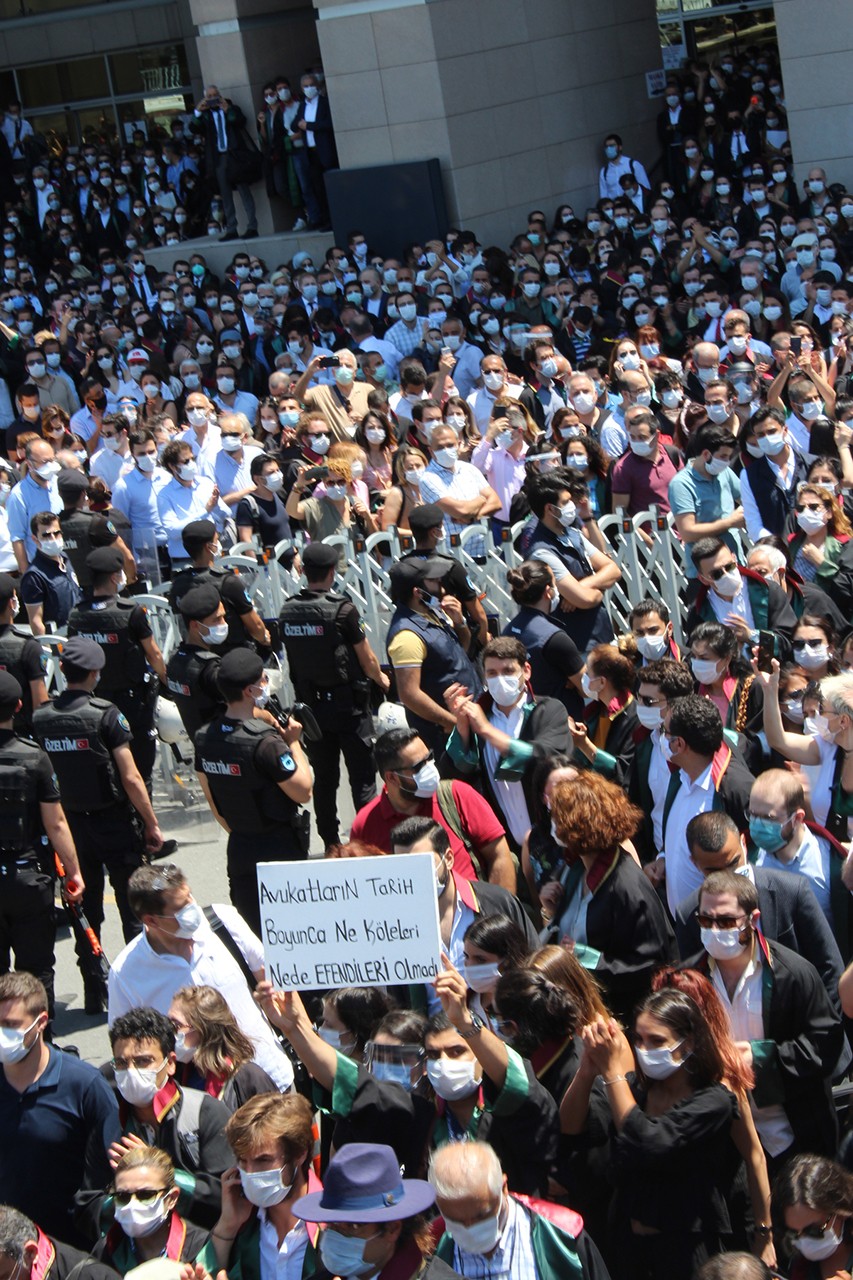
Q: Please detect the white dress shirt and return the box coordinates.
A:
[711,951,795,1156]
[259,1212,309,1280]
[663,763,714,914]
[107,904,293,1092]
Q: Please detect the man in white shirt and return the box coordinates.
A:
[419,424,501,560]
[440,318,482,400]
[466,355,522,435]
[698,869,842,1161]
[646,693,754,915]
[214,412,263,515]
[108,862,293,1092]
[90,413,133,491]
[348,313,401,380]
[599,133,650,201]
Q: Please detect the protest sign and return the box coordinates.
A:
[257,853,442,991]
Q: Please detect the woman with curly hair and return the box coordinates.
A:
[787,483,852,590]
[545,772,677,1022]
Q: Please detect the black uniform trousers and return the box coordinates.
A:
[305,709,376,849]
[0,859,56,1014]
[103,682,158,793]
[227,829,307,937]
[66,804,144,954]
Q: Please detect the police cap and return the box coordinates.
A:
[86,545,124,575]
[0,573,17,605]
[302,542,339,572]
[0,670,22,704]
[57,468,90,499]
[183,519,216,543]
[88,515,119,547]
[62,635,106,671]
[407,503,444,534]
[218,647,264,687]
[419,557,453,582]
[179,584,221,621]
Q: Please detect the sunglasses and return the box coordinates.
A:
[113,1188,166,1207]
[707,562,738,582]
[695,912,747,930]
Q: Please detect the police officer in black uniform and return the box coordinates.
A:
[32,636,164,1011]
[0,573,48,733]
[168,519,270,653]
[0,671,84,1020]
[403,503,489,651]
[279,541,389,851]
[67,545,167,790]
[194,648,312,935]
[166,584,227,742]
[58,469,136,593]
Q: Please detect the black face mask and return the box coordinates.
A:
[90,397,107,412]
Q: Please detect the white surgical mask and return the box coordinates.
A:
[629,437,655,457]
[700,925,748,961]
[178,462,197,482]
[485,673,522,705]
[412,759,440,798]
[434,447,458,469]
[635,1043,684,1080]
[691,656,721,685]
[325,483,347,502]
[136,453,156,473]
[793,1222,844,1263]
[793,642,829,669]
[705,402,731,424]
[758,432,785,456]
[635,633,667,660]
[661,389,682,409]
[796,508,827,535]
[444,1211,502,1256]
[426,1056,481,1101]
[711,569,741,597]
[556,501,576,529]
[635,703,663,731]
[114,1194,170,1238]
[239,1166,292,1209]
[115,1061,166,1107]
[0,1017,40,1065]
[799,400,822,420]
[464,961,501,993]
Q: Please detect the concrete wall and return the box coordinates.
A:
[774,0,853,195]
[315,0,662,244]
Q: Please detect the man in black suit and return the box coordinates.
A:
[676,811,845,1014]
[693,869,842,1166]
[192,84,258,242]
[292,73,337,230]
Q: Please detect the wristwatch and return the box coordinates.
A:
[458,1014,486,1040]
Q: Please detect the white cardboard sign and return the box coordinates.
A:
[256,853,442,991]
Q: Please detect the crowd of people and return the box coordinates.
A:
[3,38,853,1280]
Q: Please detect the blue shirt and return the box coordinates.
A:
[5,473,62,562]
[158,475,228,558]
[668,461,741,578]
[0,1044,120,1246]
[111,466,170,550]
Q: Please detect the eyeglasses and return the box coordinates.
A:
[795,502,825,513]
[707,562,738,581]
[695,912,747,930]
[113,1188,167,1207]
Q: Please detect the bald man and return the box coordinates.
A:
[748,769,845,933]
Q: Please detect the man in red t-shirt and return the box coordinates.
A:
[350,728,516,889]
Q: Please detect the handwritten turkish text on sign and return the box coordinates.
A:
[257,853,442,991]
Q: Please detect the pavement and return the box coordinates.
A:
[51,748,360,1067]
